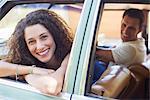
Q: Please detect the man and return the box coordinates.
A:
[96,8,146,66]
[92,8,147,83]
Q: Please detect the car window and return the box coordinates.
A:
[0,1,84,99]
[0,3,82,59]
[84,2,150,99]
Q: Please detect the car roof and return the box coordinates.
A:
[0,0,84,20]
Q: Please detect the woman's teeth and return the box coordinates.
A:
[38,49,49,56]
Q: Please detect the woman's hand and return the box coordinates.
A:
[25,54,70,95]
[25,72,63,95]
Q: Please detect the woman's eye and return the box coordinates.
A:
[28,40,35,45]
[41,35,48,40]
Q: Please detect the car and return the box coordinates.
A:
[0,0,149,100]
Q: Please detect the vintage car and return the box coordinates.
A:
[0,0,149,99]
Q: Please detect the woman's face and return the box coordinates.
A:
[24,24,56,63]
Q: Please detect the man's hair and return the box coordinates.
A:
[123,8,144,28]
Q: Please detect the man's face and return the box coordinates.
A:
[121,15,141,42]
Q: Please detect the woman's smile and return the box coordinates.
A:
[36,49,49,56]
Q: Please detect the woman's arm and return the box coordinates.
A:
[0,61,54,77]
[25,54,70,95]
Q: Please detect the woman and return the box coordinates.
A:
[0,9,73,95]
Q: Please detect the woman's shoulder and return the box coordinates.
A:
[61,53,70,67]
[63,53,70,62]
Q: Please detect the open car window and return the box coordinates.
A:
[0,3,82,59]
[82,1,150,99]
[0,1,84,99]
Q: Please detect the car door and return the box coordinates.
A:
[71,0,106,99]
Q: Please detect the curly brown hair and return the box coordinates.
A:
[6,9,73,70]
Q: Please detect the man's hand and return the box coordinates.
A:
[96,49,114,63]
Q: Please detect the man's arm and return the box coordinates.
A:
[96,49,114,63]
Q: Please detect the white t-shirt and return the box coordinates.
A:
[111,38,146,66]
